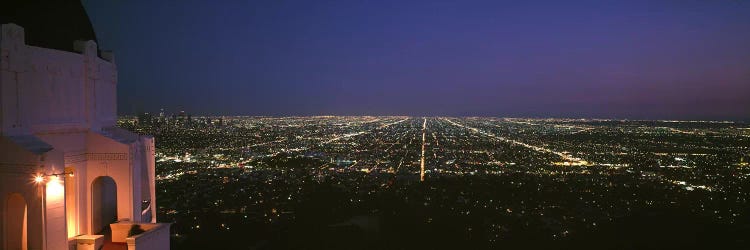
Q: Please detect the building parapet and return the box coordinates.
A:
[110,222,171,250]
[73,234,103,250]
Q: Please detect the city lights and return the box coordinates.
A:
[117,115,750,248]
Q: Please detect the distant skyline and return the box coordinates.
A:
[83,1,750,120]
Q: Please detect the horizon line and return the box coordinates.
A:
[119,114,750,123]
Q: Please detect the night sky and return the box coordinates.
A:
[83,1,750,120]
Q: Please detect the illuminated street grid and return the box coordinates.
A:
[120,116,750,248]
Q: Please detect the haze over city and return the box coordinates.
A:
[83,0,750,120]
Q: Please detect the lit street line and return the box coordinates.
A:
[420,118,427,182]
[503,119,592,134]
[442,118,586,164]
[325,118,409,144]
[379,118,409,128]
[246,139,286,148]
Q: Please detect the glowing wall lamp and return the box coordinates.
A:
[32,170,73,197]
[33,169,74,183]
[34,174,44,184]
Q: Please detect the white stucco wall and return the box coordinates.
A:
[43,148,66,250]
[1,23,160,249]
[1,23,116,136]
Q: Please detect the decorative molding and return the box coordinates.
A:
[32,125,89,135]
[89,153,128,161]
[64,152,128,164]
[65,153,87,164]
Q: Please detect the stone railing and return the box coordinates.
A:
[72,235,103,250]
[110,222,170,250]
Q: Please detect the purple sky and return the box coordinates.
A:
[83,0,750,120]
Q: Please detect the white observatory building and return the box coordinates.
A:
[1,1,168,249]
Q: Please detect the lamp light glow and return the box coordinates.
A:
[47,176,64,197]
[34,175,44,184]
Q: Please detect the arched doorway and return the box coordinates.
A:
[5,193,28,250]
[91,176,117,234]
